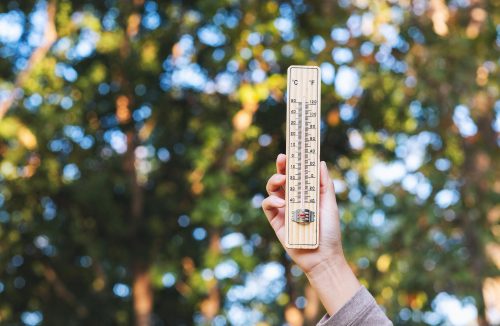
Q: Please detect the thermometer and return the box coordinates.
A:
[285,65,321,249]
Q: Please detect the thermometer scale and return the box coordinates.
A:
[285,66,321,249]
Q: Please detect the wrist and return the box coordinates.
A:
[305,255,361,316]
[305,254,348,280]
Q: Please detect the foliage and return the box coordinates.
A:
[0,0,499,325]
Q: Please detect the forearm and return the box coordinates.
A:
[305,255,361,316]
[307,256,393,326]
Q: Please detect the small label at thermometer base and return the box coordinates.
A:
[285,65,321,249]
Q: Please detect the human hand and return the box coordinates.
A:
[262,153,344,273]
[262,154,360,315]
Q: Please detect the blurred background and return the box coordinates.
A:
[0,0,499,325]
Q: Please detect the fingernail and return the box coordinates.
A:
[321,161,327,170]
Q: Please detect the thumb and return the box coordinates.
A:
[320,161,338,211]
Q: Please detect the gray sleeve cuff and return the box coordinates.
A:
[316,286,393,326]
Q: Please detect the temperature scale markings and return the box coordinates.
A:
[285,66,321,249]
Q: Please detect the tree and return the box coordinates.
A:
[0,0,498,325]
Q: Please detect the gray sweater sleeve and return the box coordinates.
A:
[316,286,393,326]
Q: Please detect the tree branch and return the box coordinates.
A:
[42,262,89,317]
[0,0,58,120]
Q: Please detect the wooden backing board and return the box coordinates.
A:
[285,66,321,249]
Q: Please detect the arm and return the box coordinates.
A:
[316,286,393,326]
[262,154,392,325]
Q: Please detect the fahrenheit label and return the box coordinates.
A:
[285,65,321,249]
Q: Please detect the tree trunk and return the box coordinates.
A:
[460,107,497,326]
[133,264,153,326]
[124,129,152,326]
[117,2,152,323]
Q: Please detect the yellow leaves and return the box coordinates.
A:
[0,117,37,150]
[445,136,464,167]
[381,286,394,300]
[364,131,379,145]
[403,118,417,133]
[276,293,289,306]
[233,83,259,132]
[92,277,105,291]
[140,41,159,71]
[238,83,259,110]
[8,230,20,242]
[342,210,353,223]
[18,126,37,150]
[189,169,205,195]
[243,12,256,26]
[97,31,124,53]
[82,12,102,32]
[56,2,74,37]
[0,117,21,138]
[237,77,281,108]
[139,40,156,60]
[0,162,16,179]
[384,137,396,151]
[188,126,225,195]
[383,107,398,130]
[27,57,62,93]
[266,74,286,100]
[266,2,278,14]
[397,292,408,306]
[377,254,392,273]
[138,119,156,141]
[410,292,427,310]
[0,306,12,323]
[254,83,270,100]
[233,76,285,132]
[396,292,427,309]
[233,110,253,132]
[360,1,399,42]
[89,63,107,83]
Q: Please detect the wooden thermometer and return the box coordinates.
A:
[285,65,321,249]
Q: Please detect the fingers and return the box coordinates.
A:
[262,195,285,212]
[266,173,286,196]
[320,161,337,203]
[262,154,287,245]
[262,195,286,233]
[276,153,286,175]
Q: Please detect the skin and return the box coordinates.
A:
[262,153,361,316]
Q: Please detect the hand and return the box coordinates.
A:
[262,153,343,273]
[262,154,360,316]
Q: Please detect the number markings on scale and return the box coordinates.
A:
[285,66,321,249]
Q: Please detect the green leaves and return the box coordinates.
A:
[0,0,498,325]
